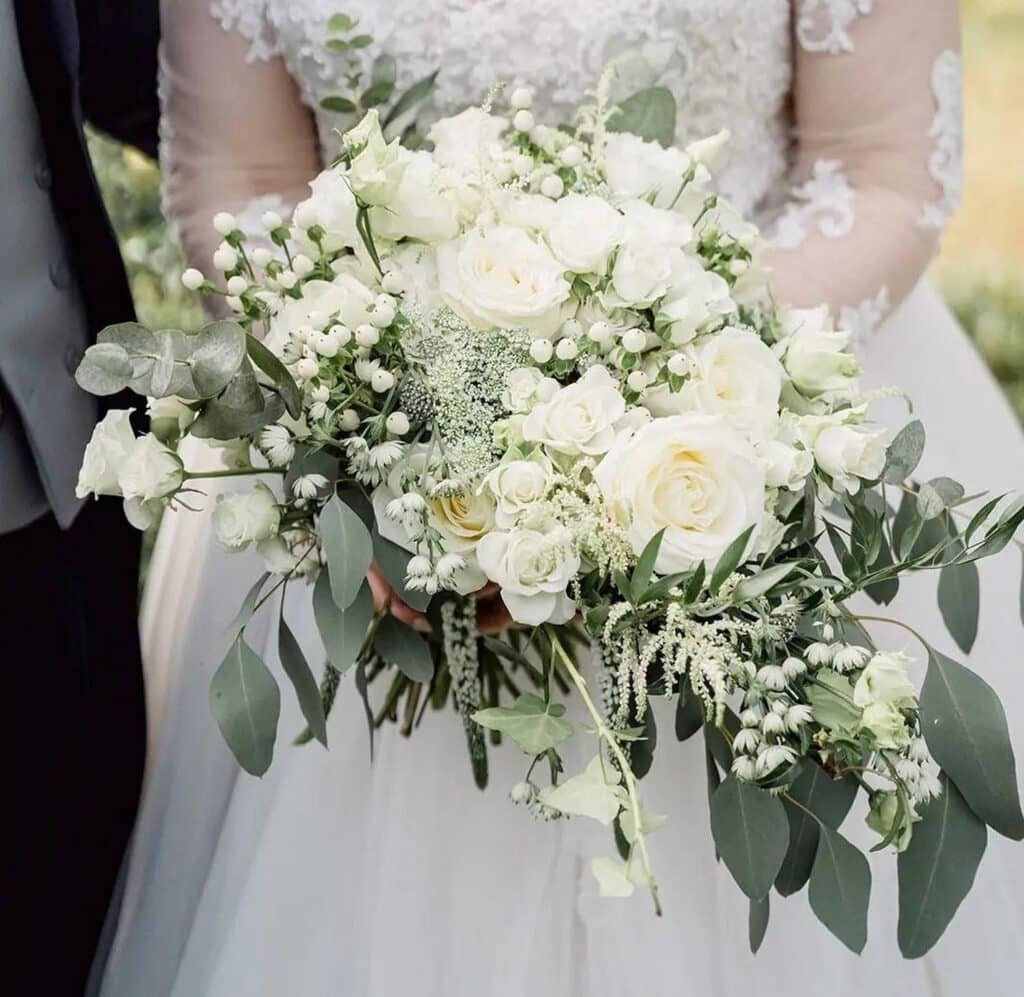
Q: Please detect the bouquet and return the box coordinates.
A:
[74,69,1022,956]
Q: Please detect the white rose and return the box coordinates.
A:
[655,254,736,344]
[594,413,766,574]
[546,194,624,275]
[385,244,443,316]
[602,132,691,208]
[427,107,509,173]
[522,365,626,456]
[493,191,557,235]
[484,455,553,527]
[685,129,731,170]
[780,306,860,398]
[476,513,579,625]
[501,366,559,414]
[75,409,137,498]
[293,168,360,253]
[645,327,784,441]
[853,652,918,709]
[371,150,460,245]
[344,111,406,206]
[812,422,889,495]
[116,434,184,502]
[212,481,280,550]
[265,276,375,357]
[756,438,814,491]
[147,396,194,434]
[436,226,570,334]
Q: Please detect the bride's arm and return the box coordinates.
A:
[160,0,322,275]
[766,0,961,338]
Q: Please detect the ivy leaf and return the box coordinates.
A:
[809,827,871,953]
[937,558,980,654]
[709,525,756,594]
[897,777,987,958]
[540,755,625,825]
[320,494,374,611]
[920,647,1024,839]
[472,693,573,757]
[312,572,374,674]
[278,615,327,748]
[209,636,280,776]
[373,615,434,683]
[609,86,677,147]
[709,776,789,900]
[883,419,926,484]
[749,896,770,954]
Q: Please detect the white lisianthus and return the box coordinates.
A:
[292,168,360,253]
[594,413,766,574]
[117,434,184,502]
[812,421,889,494]
[522,365,626,456]
[371,150,460,244]
[484,454,553,527]
[344,111,407,206]
[75,409,137,498]
[602,132,692,208]
[212,482,280,550]
[436,226,570,335]
[427,107,509,173]
[265,277,375,357]
[853,652,918,709]
[779,306,860,398]
[476,512,580,625]
[501,366,559,414]
[546,194,624,276]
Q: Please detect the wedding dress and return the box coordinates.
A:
[99,2,1024,995]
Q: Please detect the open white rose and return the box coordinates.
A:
[501,366,559,414]
[292,168,360,254]
[522,365,626,456]
[780,306,860,398]
[602,132,691,209]
[476,512,579,625]
[117,434,184,503]
[484,454,553,527]
[427,107,508,173]
[546,194,624,276]
[265,276,376,357]
[654,254,736,344]
[75,409,137,498]
[811,421,889,495]
[212,481,280,550]
[371,150,460,245]
[436,226,570,335]
[594,413,766,574]
[494,191,557,235]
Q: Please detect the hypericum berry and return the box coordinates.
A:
[386,411,410,436]
[588,321,614,346]
[513,154,534,177]
[251,247,273,268]
[667,353,689,376]
[621,328,647,353]
[381,270,405,295]
[212,243,238,271]
[292,254,315,277]
[371,369,395,393]
[295,357,318,380]
[540,174,564,199]
[510,87,533,110]
[310,384,330,404]
[334,325,353,348]
[278,270,297,289]
[181,268,204,291]
[560,144,583,168]
[212,211,236,236]
[226,275,247,296]
[555,338,579,361]
[561,318,583,339]
[529,339,554,363]
[261,210,283,230]
[356,324,380,348]
[339,408,360,431]
[626,370,650,392]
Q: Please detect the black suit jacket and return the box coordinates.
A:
[13,0,160,338]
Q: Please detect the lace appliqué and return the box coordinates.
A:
[771,159,856,250]
[796,0,877,55]
[918,50,963,232]
[839,286,889,345]
[210,0,280,62]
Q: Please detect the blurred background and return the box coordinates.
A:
[86,0,1023,420]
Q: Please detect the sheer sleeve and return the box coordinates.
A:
[766,0,963,340]
[159,0,321,276]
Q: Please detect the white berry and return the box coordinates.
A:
[356,324,380,348]
[181,268,204,291]
[386,412,411,436]
[212,212,236,236]
[339,408,360,432]
[371,369,396,393]
[621,328,647,353]
[381,270,405,294]
[588,321,614,346]
[295,357,318,380]
[226,275,247,296]
[560,144,583,168]
[555,339,579,361]
[510,87,533,110]
[292,254,315,277]
[667,354,689,376]
[540,174,564,199]
[529,339,554,363]
[627,370,650,392]
[261,210,283,230]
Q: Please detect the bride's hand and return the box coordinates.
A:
[366,562,431,633]
[475,584,524,636]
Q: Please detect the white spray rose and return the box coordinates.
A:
[344,110,407,206]
[436,226,570,335]
[427,107,509,173]
[501,367,559,414]
[522,365,626,456]
[602,132,691,208]
[212,482,280,550]
[594,413,766,574]
[476,512,580,626]
[812,421,889,495]
[494,191,557,235]
[780,306,860,398]
[75,409,137,498]
[853,652,918,709]
[484,454,553,528]
[371,150,460,244]
[117,434,184,502]
[546,194,624,276]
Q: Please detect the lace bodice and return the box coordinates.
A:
[163,0,963,341]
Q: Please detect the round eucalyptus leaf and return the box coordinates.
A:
[192,320,248,397]
[74,342,133,396]
[98,321,156,355]
[883,419,926,484]
[609,86,677,147]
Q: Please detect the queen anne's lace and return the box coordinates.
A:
[918,50,964,232]
[770,159,857,250]
[796,0,878,55]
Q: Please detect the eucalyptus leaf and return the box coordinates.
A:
[190,362,284,440]
[321,95,358,114]
[372,53,397,85]
[897,777,987,958]
[97,321,156,355]
[937,557,980,654]
[675,686,704,742]
[361,81,395,107]
[192,320,248,397]
[247,334,302,418]
[373,615,434,683]
[749,896,770,955]
[225,571,271,638]
[209,636,280,776]
[630,707,657,779]
[313,572,374,674]
[710,776,789,900]
[136,329,200,400]
[472,693,573,757]
[808,827,871,953]
[883,420,926,484]
[920,647,1024,839]
[320,494,374,611]
[149,326,177,398]
[383,71,438,135]
[74,342,133,395]
[609,86,677,147]
[279,615,328,747]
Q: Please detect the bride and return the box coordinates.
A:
[99,1,1024,994]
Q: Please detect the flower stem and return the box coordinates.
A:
[547,628,663,917]
[184,466,286,481]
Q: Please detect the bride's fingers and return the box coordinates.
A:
[391,597,432,634]
[366,563,392,613]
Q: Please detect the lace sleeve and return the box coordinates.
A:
[766,0,962,341]
[160,0,321,278]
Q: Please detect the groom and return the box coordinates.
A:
[0,1,159,993]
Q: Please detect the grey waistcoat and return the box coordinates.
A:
[0,0,97,534]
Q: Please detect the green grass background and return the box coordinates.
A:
[87,0,1024,420]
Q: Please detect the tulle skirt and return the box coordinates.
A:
[98,282,1024,997]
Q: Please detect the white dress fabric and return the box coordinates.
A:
[100,2,1024,995]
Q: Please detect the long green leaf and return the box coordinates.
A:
[675,686,704,742]
[373,615,434,683]
[247,333,302,418]
[809,827,871,953]
[313,572,374,674]
[630,529,665,602]
[749,896,770,954]
[320,494,374,611]
[278,615,328,747]
[937,558,980,654]
[709,525,756,594]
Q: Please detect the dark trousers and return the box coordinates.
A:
[2,499,146,996]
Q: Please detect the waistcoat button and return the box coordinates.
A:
[34,160,52,190]
[49,259,70,290]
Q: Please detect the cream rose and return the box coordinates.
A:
[75,409,137,498]
[292,168,360,254]
[594,413,767,574]
[853,652,918,708]
[546,194,624,276]
[811,422,889,495]
[436,226,570,334]
[212,482,280,550]
[522,365,626,456]
[484,454,553,527]
[780,306,860,398]
[655,254,736,344]
[501,367,559,414]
